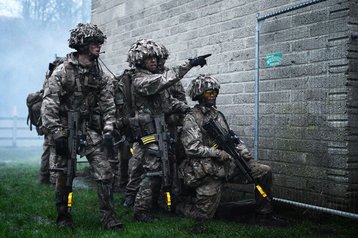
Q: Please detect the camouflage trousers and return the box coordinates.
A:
[55,143,116,226]
[111,142,131,192]
[176,158,272,219]
[133,142,162,213]
[39,135,57,184]
[125,155,144,197]
[175,177,223,219]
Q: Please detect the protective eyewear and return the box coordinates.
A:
[202,90,218,97]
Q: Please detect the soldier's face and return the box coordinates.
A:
[201,90,218,107]
[89,42,102,58]
[143,56,158,73]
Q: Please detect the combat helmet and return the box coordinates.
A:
[159,43,169,60]
[187,74,220,101]
[127,39,163,67]
[68,23,106,49]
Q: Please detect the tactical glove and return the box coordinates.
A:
[53,129,68,156]
[216,150,232,162]
[188,54,210,67]
[103,121,114,134]
[236,144,252,161]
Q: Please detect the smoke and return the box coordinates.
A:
[0,18,70,117]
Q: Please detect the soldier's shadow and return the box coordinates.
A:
[215,199,256,222]
[215,199,292,228]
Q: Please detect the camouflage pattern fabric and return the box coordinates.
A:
[132,64,191,115]
[122,66,188,200]
[41,51,118,227]
[127,39,163,67]
[132,63,192,214]
[41,52,116,134]
[125,155,144,197]
[175,177,222,219]
[68,23,106,49]
[39,134,57,184]
[178,104,273,219]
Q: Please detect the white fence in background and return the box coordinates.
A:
[0,116,42,147]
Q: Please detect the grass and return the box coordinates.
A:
[0,147,357,238]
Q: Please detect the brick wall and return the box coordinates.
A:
[92,0,357,212]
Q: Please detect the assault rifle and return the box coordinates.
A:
[103,132,115,162]
[144,114,172,211]
[50,111,80,212]
[203,119,271,202]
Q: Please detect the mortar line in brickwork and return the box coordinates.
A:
[257,0,328,21]
[329,8,350,14]
[254,0,329,160]
[327,36,349,42]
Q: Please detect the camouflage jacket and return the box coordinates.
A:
[132,62,191,115]
[179,104,233,185]
[41,52,115,135]
[169,81,186,103]
[181,104,229,159]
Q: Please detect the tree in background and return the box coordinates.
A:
[21,0,91,29]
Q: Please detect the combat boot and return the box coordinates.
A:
[97,181,123,230]
[39,175,50,185]
[123,195,135,208]
[55,189,73,228]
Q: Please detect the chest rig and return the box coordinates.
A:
[63,60,102,118]
[190,106,230,149]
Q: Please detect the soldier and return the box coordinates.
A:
[122,42,189,208]
[41,23,122,229]
[111,69,133,193]
[39,57,64,185]
[126,39,207,222]
[176,75,273,220]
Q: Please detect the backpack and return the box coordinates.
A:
[26,57,64,135]
[26,89,44,135]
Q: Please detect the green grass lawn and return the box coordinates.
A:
[0,147,357,238]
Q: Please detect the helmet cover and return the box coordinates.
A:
[187,74,220,101]
[68,23,106,49]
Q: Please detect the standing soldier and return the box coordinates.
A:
[41,23,122,229]
[126,38,208,222]
[38,57,64,185]
[177,75,273,220]
[111,69,134,193]
[121,42,189,208]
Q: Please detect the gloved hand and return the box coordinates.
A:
[53,129,67,156]
[188,54,211,67]
[103,121,114,134]
[216,150,232,162]
[236,144,252,161]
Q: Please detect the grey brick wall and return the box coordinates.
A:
[92,0,357,212]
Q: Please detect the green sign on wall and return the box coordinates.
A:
[266,53,283,67]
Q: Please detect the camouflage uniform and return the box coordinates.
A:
[176,75,273,220]
[39,58,64,185]
[111,70,135,192]
[125,39,203,222]
[131,66,191,216]
[41,23,122,229]
[122,44,189,208]
[39,135,57,184]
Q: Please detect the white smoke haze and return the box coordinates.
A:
[0,0,91,117]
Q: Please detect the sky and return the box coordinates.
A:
[0,0,21,18]
[0,0,88,117]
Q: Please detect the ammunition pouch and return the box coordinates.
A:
[89,114,102,131]
[179,157,228,187]
[165,113,184,127]
[124,113,156,142]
